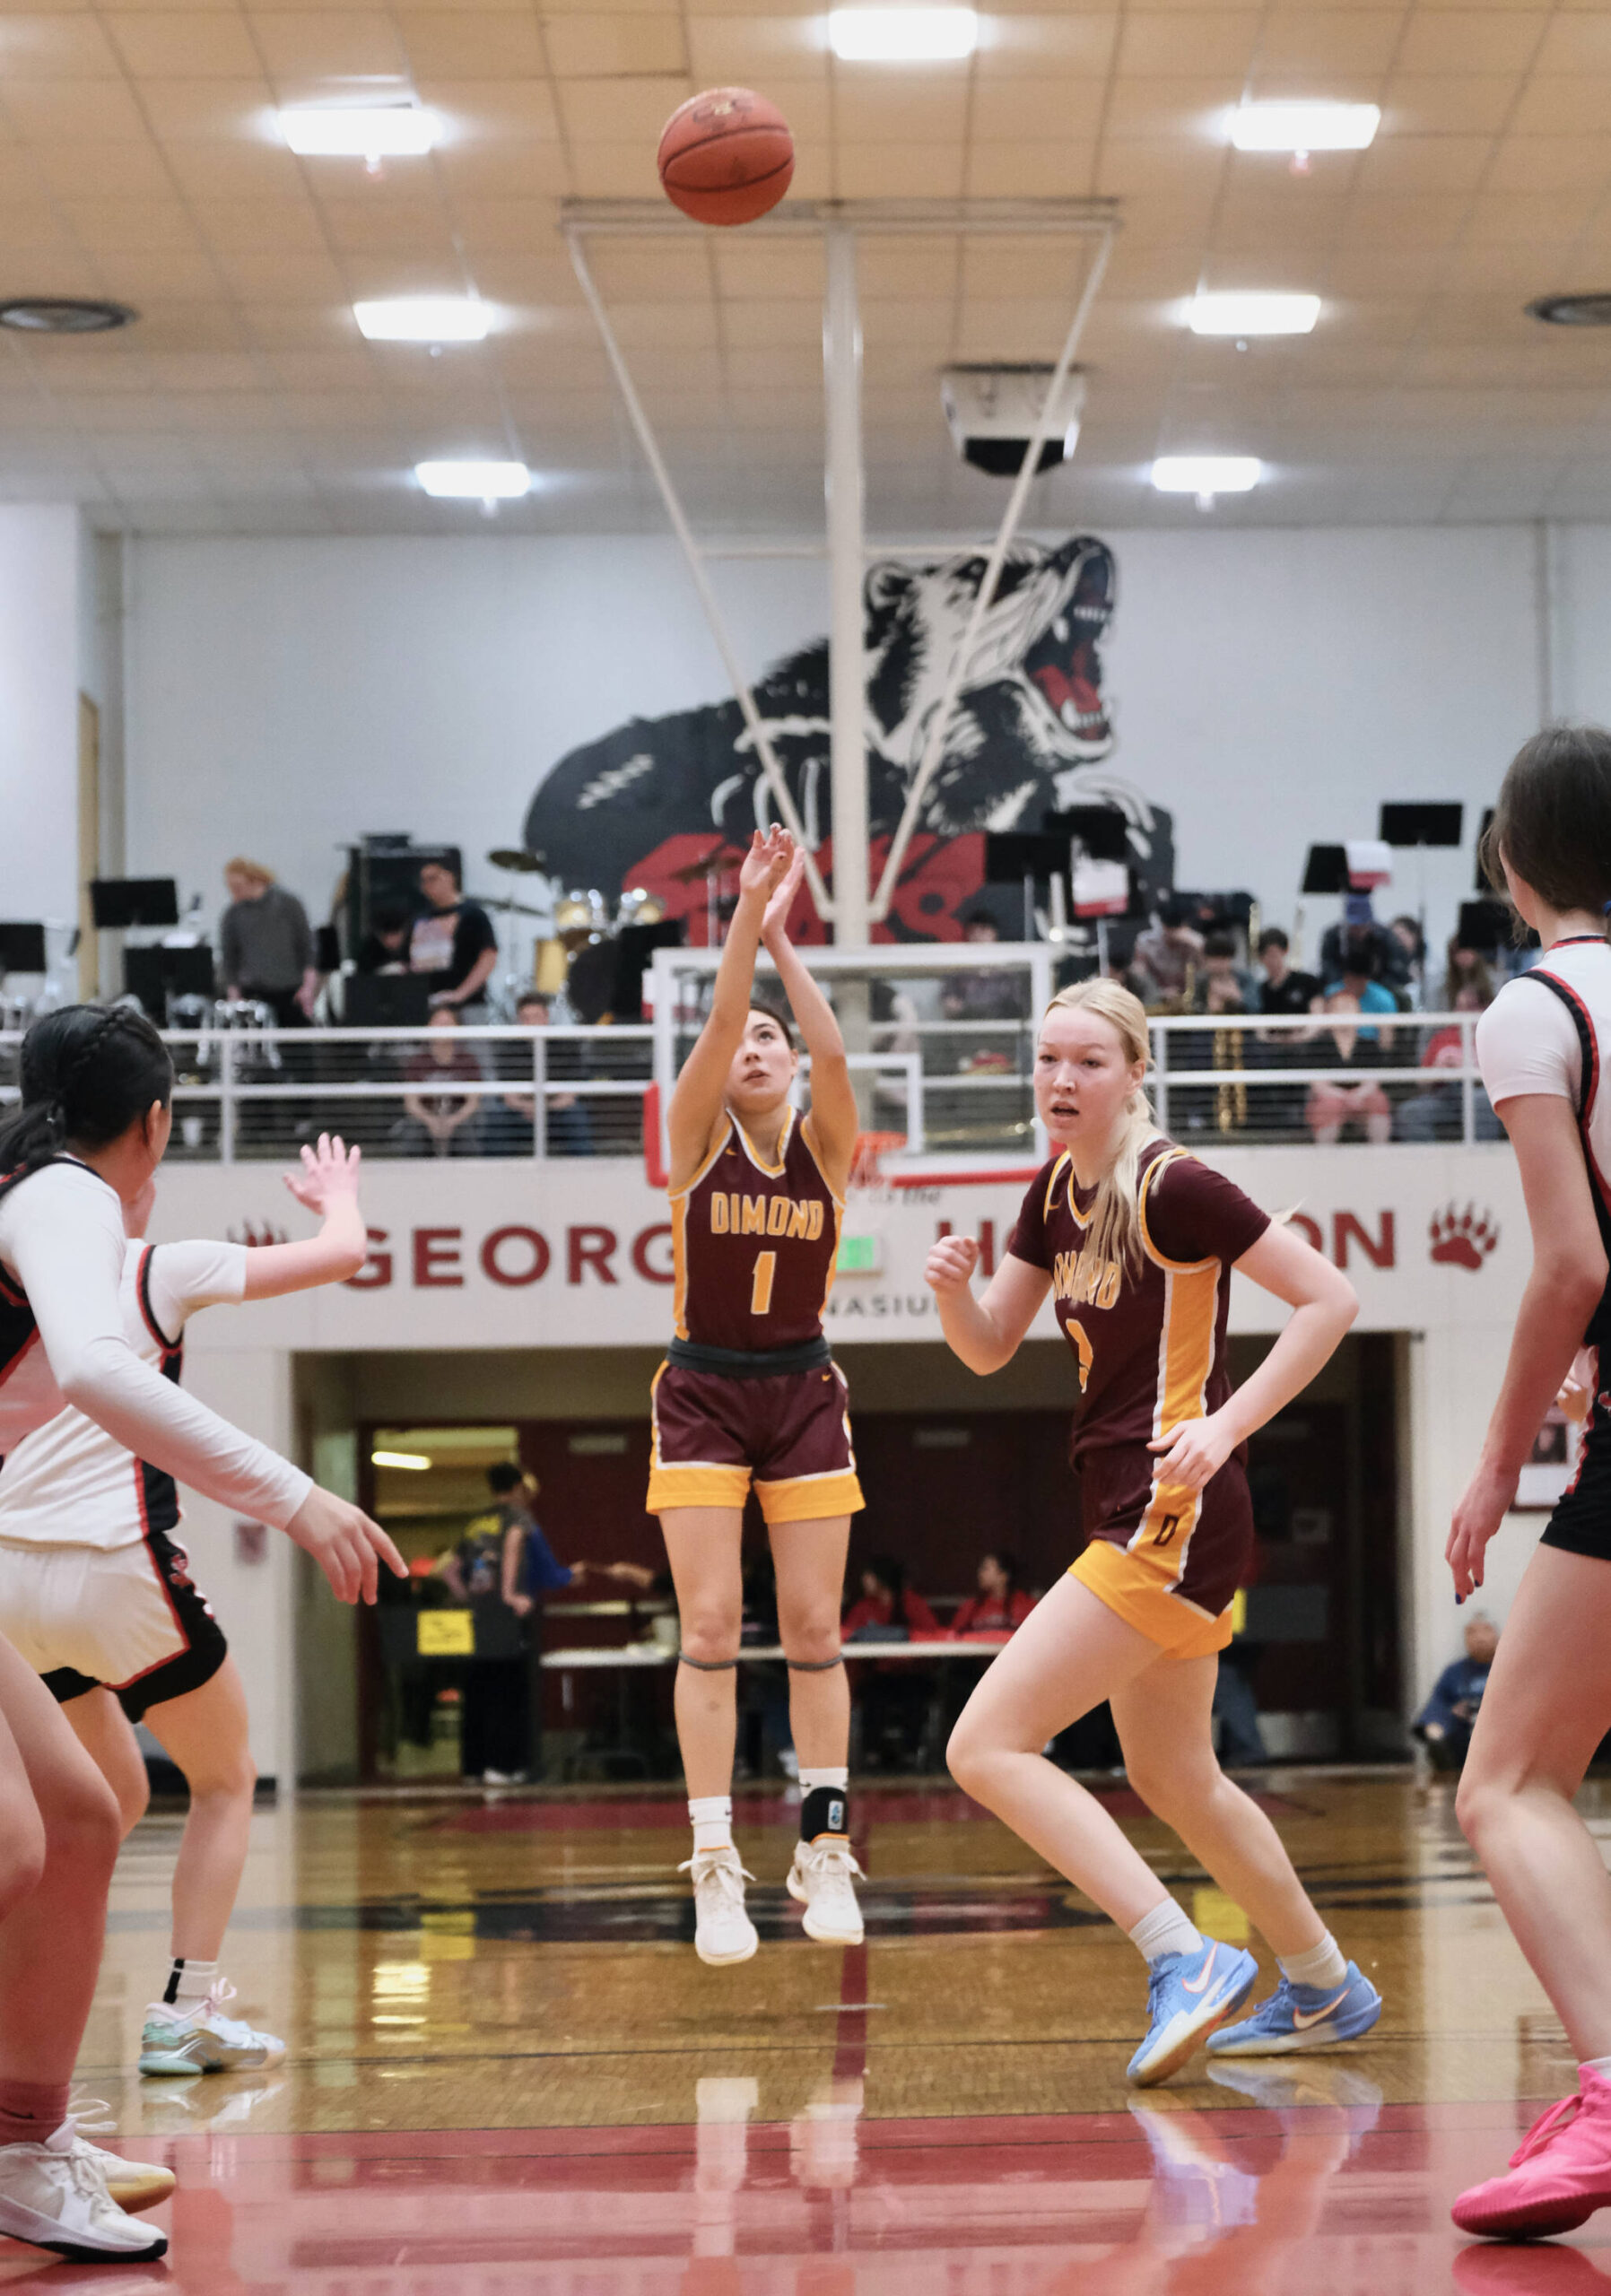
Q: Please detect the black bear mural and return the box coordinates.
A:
[523,534,1173,943]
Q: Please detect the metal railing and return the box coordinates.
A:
[0,1008,1500,1163]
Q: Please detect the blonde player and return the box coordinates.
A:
[0,1135,368,2080]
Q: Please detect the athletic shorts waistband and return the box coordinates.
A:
[666,1335,833,1380]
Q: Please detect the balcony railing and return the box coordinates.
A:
[0,1006,1500,1164]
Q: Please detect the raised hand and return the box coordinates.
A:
[283,1135,362,1215]
[737,824,795,904]
[925,1234,981,1294]
[762,844,808,944]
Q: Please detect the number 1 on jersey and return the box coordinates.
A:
[751,1250,777,1316]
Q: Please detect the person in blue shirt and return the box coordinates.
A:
[1414,1614,1498,1772]
[488,1464,586,1612]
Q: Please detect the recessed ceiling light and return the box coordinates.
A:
[0,297,135,335]
[355,298,491,343]
[1152,455,1262,504]
[1188,291,1320,337]
[829,8,978,61]
[415,460,531,499]
[1528,292,1611,327]
[1230,101,1379,153]
[279,106,439,158]
[370,1448,432,1470]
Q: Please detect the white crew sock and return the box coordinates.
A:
[1278,1933,1349,1992]
[797,1768,849,1795]
[689,1796,734,1857]
[1581,2057,1611,2081]
[161,1956,218,2013]
[1128,1900,1205,1965]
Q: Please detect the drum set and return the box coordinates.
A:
[484,848,667,1022]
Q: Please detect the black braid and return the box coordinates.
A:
[0,1004,173,1176]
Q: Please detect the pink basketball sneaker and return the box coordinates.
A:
[1453,2067,1611,2239]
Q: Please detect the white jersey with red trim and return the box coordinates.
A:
[0,1238,247,1551]
[1477,935,1611,1350]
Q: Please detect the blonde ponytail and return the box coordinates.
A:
[1043,978,1160,1274]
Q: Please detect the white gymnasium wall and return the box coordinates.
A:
[120,522,1573,959]
[0,506,81,928]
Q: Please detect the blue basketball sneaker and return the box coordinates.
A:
[1127,1939,1259,2087]
[1206,1962,1381,2057]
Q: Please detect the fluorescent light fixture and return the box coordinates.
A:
[1231,100,1379,153]
[355,298,490,344]
[829,8,978,61]
[371,1448,432,1471]
[279,106,439,158]
[1152,456,1262,504]
[415,460,531,500]
[1188,291,1320,337]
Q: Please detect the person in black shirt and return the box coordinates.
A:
[1254,928,1320,1017]
[409,860,499,1014]
[355,907,412,975]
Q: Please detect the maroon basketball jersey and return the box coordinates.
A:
[671,1109,843,1350]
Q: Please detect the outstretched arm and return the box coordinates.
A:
[1148,1222,1357,1492]
[239,1136,369,1300]
[761,849,858,1192]
[667,827,793,1187]
[924,1235,1051,1374]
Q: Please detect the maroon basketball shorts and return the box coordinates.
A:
[648,1360,865,1524]
[1067,1442,1254,1660]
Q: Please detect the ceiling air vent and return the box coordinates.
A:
[1527,294,1611,328]
[0,298,135,335]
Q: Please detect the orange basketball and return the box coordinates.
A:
[657,87,794,227]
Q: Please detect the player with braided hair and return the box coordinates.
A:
[0,1004,403,2262]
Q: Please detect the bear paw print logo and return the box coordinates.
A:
[227,1219,288,1249]
[1429,1205,1499,1271]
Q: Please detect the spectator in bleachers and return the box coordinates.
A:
[1318,909,1412,996]
[952,1551,1033,1635]
[1389,915,1427,1004]
[1394,983,1503,1141]
[488,991,593,1157]
[410,858,498,1015]
[355,906,413,974]
[1131,899,1204,1007]
[1254,927,1320,1018]
[1304,989,1393,1144]
[1441,931,1495,1011]
[1413,1613,1498,1773]
[844,1557,940,1771]
[220,858,318,1025]
[402,1006,485,1157]
[941,910,1026,1021]
[1192,930,1257,1012]
[1322,927,1399,1045]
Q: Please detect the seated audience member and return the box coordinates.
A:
[1318,910,1410,995]
[220,857,318,1024]
[1322,927,1398,1036]
[1441,931,1495,1012]
[489,991,593,1157]
[952,1550,1033,1634]
[410,857,499,1014]
[356,906,413,974]
[1192,931,1255,1012]
[1304,990,1392,1144]
[1254,926,1320,1019]
[844,1557,940,1772]
[1171,972,1254,1137]
[402,1005,486,1156]
[1413,1614,1499,1772]
[941,909,1025,1021]
[1131,900,1205,1007]
[1394,984,1503,1141]
[1389,915,1427,1004]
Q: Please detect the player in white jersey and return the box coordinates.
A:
[0,1004,401,2264]
[1439,728,1611,2239]
[0,1134,370,2082]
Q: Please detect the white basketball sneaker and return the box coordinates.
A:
[139,1979,286,2076]
[0,2124,168,2262]
[680,1847,760,1965]
[787,1838,866,1945]
[64,2099,174,2213]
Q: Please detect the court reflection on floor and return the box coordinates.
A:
[40,1776,1611,2290]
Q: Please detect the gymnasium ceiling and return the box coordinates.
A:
[1,0,1609,535]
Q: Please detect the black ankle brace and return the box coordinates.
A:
[800,1784,850,1841]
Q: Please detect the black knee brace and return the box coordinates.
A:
[677,1652,739,1673]
[786,1654,845,1673]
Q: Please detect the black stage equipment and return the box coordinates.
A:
[1380,803,1464,848]
[0,924,48,973]
[343,972,433,1028]
[90,878,179,930]
[123,944,213,1016]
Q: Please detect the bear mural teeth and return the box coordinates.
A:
[1428,1205,1499,1270]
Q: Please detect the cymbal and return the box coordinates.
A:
[467,891,547,918]
[487,847,545,874]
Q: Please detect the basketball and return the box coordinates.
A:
[657,87,794,227]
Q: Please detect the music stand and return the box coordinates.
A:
[1380,803,1464,979]
[986,831,1074,943]
[89,880,179,931]
[1301,845,1349,896]
[0,924,47,977]
[123,944,214,1020]
[1475,808,1495,892]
